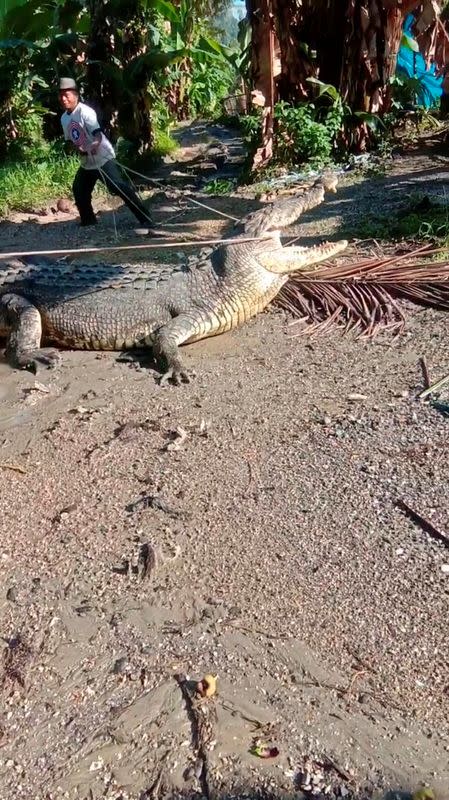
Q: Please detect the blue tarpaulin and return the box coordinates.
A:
[395,14,443,108]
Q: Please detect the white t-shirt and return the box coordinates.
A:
[61,102,115,170]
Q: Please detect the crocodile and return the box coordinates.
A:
[0,176,347,384]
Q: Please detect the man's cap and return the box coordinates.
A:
[59,77,78,91]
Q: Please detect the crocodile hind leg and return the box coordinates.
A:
[1,293,61,372]
[152,315,197,386]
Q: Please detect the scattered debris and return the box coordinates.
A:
[112,657,128,675]
[113,541,180,580]
[69,404,111,419]
[125,493,188,518]
[1,634,32,692]
[164,426,188,452]
[112,419,154,441]
[296,754,354,796]
[194,418,209,437]
[112,558,130,576]
[22,382,52,405]
[397,499,449,548]
[323,753,354,784]
[0,463,27,474]
[51,503,78,526]
[26,381,50,394]
[138,541,158,580]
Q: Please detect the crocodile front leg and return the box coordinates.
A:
[1,293,61,372]
[152,315,197,386]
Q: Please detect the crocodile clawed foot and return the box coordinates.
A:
[159,363,195,387]
[10,348,62,373]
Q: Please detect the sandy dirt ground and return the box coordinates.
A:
[0,124,448,800]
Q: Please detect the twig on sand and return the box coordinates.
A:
[0,463,27,474]
[174,673,216,800]
[323,753,353,783]
[346,669,366,698]
[419,357,430,391]
[396,499,449,548]
[142,751,171,800]
[300,676,404,712]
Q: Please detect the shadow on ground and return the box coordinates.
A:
[136,785,423,800]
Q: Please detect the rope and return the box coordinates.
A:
[0,234,273,261]
[98,164,155,226]
[118,162,240,223]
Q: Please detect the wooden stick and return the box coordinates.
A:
[419,357,430,390]
[397,499,449,548]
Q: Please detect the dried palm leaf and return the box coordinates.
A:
[276,244,449,338]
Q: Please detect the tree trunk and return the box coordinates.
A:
[249,0,430,161]
[119,0,154,151]
[246,0,276,167]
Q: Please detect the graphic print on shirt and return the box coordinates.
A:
[67,120,88,150]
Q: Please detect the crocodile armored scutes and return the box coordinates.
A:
[0,177,347,384]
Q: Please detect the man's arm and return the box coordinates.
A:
[81,105,104,154]
[87,129,102,155]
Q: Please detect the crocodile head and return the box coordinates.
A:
[256,235,349,275]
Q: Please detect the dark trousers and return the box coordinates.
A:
[72,159,151,225]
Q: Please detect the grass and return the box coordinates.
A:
[343,194,449,245]
[0,126,178,217]
[203,177,236,195]
[0,155,79,216]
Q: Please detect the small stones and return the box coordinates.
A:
[6,586,17,602]
[112,657,128,675]
[347,393,367,402]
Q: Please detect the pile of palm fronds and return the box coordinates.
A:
[276,244,449,338]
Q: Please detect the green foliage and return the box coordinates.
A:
[149,0,238,119]
[239,79,386,172]
[0,0,238,165]
[274,100,337,167]
[389,73,433,112]
[238,109,263,145]
[0,151,79,215]
[0,39,51,161]
[188,59,234,116]
[203,176,236,194]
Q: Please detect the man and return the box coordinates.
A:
[59,77,153,230]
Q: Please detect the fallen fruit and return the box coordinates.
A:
[197,674,217,697]
[250,743,280,759]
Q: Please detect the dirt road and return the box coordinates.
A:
[0,127,448,800]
